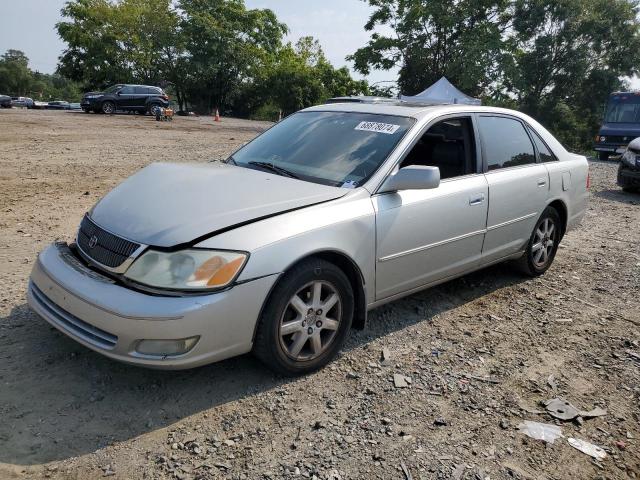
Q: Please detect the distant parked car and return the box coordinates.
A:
[47,101,70,110]
[32,101,49,109]
[81,84,169,114]
[618,137,640,192]
[69,103,82,110]
[11,97,34,108]
[0,95,11,108]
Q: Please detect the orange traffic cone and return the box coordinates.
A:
[214,109,220,122]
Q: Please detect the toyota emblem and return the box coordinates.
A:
[88,235,98,249]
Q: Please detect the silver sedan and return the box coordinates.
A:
[28,102,589,375]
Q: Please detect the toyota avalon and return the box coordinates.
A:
[28,102,589,375]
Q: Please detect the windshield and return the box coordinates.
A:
[604,94,640,123]
[104,85,122,94]
[231,111,414,187]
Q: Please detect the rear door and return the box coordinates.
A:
[478,115,549,262]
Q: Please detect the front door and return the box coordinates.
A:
[116,85,137,109]
[373,116,488,300]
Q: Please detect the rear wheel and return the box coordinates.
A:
[101,101,115,115]
[518,207,561,276]
[253,258,353,376]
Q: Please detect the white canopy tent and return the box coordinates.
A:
[400,77,481,105]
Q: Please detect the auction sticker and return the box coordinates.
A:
[355,121,401,135]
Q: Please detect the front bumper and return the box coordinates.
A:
[594,143,626,154]
[618,164,640,189]
[80,99,99,109]
[28,243,278,369]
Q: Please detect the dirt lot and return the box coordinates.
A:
[0,109,638,480]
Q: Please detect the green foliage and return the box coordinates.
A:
[352,0,640,151]
[500,0,640,149]
[349,0,509,96]
[0,50,81,101]
[56,0,368,115]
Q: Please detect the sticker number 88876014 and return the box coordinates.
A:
[355,121,401,135]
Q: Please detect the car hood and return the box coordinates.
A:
[89,162,346,247]
[599,123,640,137]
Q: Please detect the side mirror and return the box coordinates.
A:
[379,165,441,193]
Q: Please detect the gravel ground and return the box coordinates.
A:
[0,109,638,480]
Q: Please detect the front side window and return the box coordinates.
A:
[120,86,135,94]
[478,116,535,171]
[231,111,414,187]
[104,85,122,94]
[400,117,476,179]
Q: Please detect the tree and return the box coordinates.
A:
[57,0,182,90]
[349,0,509,96]
[0,50,32,96]
[500,0,640,149]
[178,0,287,113]
[253,37,369,118]
[0,50,81,100]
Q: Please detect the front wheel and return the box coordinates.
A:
[101,101,115,114]
[253,258,354,376]
[518,207,561,276]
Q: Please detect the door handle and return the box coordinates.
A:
[469,194,485,206]
[537,178,547,187]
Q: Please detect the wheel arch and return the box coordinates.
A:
[547,198,568,239]
[252,249,368,343]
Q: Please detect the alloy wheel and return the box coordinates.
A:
[279,281,342,361]
[532,218,556,268]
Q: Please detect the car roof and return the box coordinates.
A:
[302,102,531,121]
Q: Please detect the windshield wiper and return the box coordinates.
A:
[248,161,300,179]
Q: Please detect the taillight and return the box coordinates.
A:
[161,94,169,100]
[586,171,591,189]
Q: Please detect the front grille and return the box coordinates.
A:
[30,282,118,350]
[77,215,140,268]
[601,136,632,144]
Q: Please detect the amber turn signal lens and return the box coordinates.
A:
[207,257,246,287]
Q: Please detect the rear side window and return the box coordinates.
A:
[529,128,557,162]
[478,116,536,170]
[134,87,147,94]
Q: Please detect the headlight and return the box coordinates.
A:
[622,149,636,167]
[124,249,248,291]
[85,95,100,99]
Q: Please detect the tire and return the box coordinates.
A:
[518,207,562,277]
[622,186,639,193]
[147,103,161,116]
[101,101,115,115]
[598,151,610,161]
[253,258,354,376]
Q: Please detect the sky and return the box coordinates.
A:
[0,0,398,86]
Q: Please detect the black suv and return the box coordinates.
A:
[81,84,169,114]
